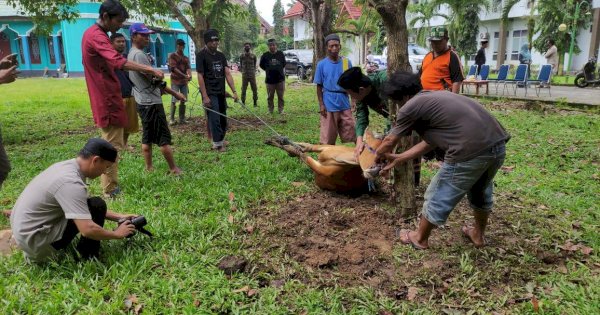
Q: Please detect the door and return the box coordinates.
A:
[0,32,12,61]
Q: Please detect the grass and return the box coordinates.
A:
[0,75,598,314]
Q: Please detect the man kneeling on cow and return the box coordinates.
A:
[376,71,510,249]
[8,139,139,263]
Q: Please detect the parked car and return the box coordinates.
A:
[371,44,429,74]
[283,49,313,80]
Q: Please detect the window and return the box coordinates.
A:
[28,34,41,64]
[511,29,528,61]
[492,0,502,12]
[48,37,56,64]
[492,31,508,61]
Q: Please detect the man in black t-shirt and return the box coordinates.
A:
[474,40,488,75]
[259,39,286,115]
[376,71,510,251]
[196,29,239,152]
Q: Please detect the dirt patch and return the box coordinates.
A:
[247,185,590,304]
[0,229,17,256]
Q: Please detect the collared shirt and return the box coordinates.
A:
[420,49,463,91]
[313,56,352,112]
[355,70,389,137]
[168,52,191,85]
[239,52,257,78]
[82,24,128,128]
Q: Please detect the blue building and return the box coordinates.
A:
[0,1,194,76]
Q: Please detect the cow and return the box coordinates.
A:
[265,129,383,194]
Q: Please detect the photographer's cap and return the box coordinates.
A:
[428,26,448,41]
[204,29,220,44]
[82,138,118,162]
[130,23,155,36]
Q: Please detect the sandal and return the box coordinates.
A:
[399,229,428,250]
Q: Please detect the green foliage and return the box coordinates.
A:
[5,0,79,35]
[407,1,448,47]
[532,0,593,61]
[247,0,260,44]
[273,0,286,39]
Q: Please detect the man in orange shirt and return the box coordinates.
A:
[420,26,463,93]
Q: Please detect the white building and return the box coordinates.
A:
[409,0,600,72]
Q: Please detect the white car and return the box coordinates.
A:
[371,44,429,74]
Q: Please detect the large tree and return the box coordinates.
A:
[297,0,336,69]
[248,0,260,44]
[273,0,286,38]
[364,0,415,217]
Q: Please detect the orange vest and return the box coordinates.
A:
[420,49,458,91]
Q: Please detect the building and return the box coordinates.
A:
[230,0,273,36]
[283,0,370,65]
[408,0,600,72]
[0,1,191,76]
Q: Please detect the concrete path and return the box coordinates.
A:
[463,83,600,108]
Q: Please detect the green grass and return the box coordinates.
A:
[0,76,598,314]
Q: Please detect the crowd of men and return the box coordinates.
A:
[2,0,512,263]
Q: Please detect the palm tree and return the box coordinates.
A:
[407,1,447,47]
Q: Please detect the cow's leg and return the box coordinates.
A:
[294,142,337,153]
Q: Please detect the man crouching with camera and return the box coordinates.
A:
[9,139,137,263]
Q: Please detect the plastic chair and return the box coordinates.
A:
[527,64,553,96]
[503,64,528,95]
[487,64,509,94]
[466,64,477,78]
[479,65,490,80]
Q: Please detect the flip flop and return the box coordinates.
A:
[461,226,487,248]
[399,229,428,250]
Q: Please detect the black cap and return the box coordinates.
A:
[267,38,276,45]
[203,29,219,44]
[176,39,185,46]
[325,33,340,45]
[81,138,117,162]
[338,67,370,92]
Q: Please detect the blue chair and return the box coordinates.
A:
[479,64,490,80]
[527,64,553,96]
[503,64,528,95]
[466,64,477,78]
[487,64,509,94]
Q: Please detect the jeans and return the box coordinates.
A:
[206,95,227,147]
[51,197,107,259]
[423,142,506,226]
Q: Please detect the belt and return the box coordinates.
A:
[324,90,347,95]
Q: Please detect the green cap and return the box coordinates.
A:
[429,26,448,41]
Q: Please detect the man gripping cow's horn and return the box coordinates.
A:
[375,71,510,250]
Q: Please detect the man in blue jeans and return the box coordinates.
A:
[376,71,510,249]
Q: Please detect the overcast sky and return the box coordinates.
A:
[255,0,294,25]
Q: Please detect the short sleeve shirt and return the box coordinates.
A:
[390,91,510,163]
[196,47,228,96]
[128,47,163,105]
[10,159,91,262]
[313,57,353,112]
[82,24,129,128]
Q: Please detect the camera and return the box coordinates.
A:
[151,77,167,89]
[118,216,153,238]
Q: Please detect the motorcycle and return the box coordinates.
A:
[574,56,600,88]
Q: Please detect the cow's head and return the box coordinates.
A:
[358,128,384,179]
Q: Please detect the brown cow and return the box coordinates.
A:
[265,129,383,193]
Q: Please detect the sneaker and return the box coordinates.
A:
[104,187,121,199]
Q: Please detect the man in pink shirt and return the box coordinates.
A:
[82,0,164,198]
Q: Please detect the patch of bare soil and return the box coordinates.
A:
[247,183,592,305]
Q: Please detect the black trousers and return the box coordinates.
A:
[51,197,107,259]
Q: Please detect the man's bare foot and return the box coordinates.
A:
[1,210,11,218]
[145,166,155,172]
[461,226,486,248]
[170,167,182,175]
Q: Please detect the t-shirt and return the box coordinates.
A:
[390,90,510,163]
[128,47,163,106]
[475,48,486,67]
[115,53,133,98]
[10,159,92,262]
[168,52,191,86]
[259,51,286,84]
[196,47,228,95]
[81,23,128,128]
[313,56,353,112]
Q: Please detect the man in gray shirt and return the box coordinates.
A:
[10,138,137,262]
[128,23,183,175]
[376,71,509,250]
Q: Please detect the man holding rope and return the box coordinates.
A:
[196,29,239,152]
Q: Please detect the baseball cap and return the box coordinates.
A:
[130,23,155,36]
[429,26,448,41]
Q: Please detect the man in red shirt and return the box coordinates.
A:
[82,0,164,198]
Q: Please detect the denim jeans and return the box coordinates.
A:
[206,95,227,147]
[423,142,506,226]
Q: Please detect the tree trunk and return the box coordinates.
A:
[497,20,507,69]
[165,0,208,53]
[370,0,416,217]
